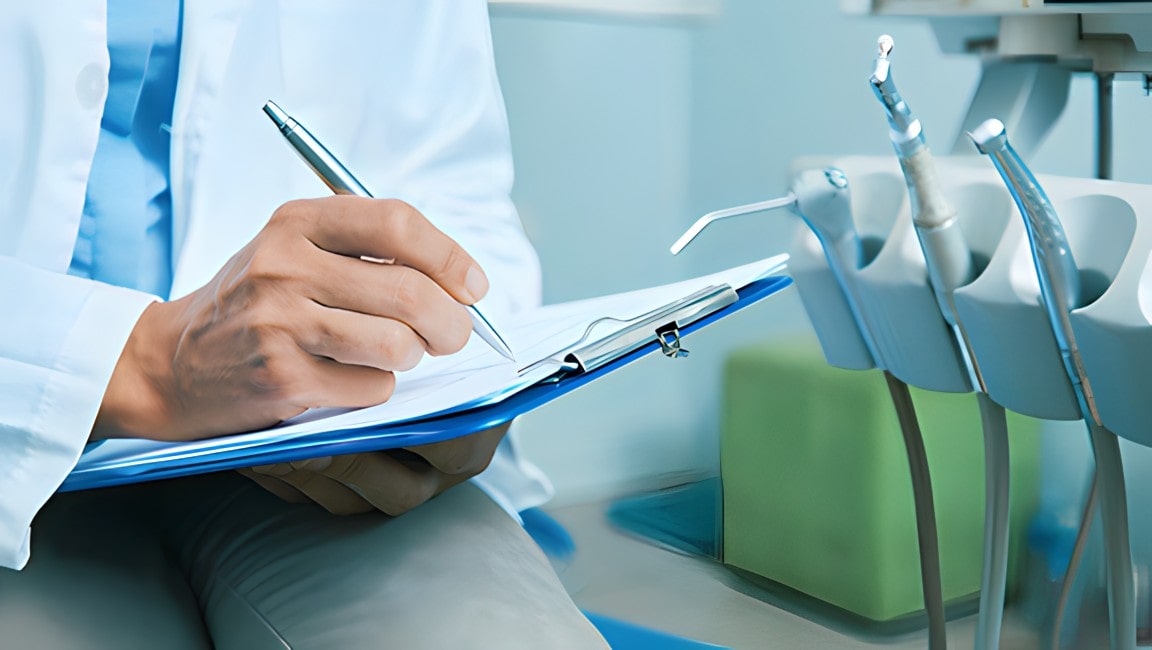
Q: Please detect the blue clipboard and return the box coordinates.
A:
[61,275,791,492]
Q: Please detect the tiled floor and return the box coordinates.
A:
[547,501,1044,650]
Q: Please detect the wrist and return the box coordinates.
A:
[92,300,181,440]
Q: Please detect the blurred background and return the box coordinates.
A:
[478,1,1152,646]
[489,0,1150,504]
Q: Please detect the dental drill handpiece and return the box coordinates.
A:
[864,34,968,650]
[971,119,1135,650]
[870,35,975,362]
[871,36,1008,650]
[970,120,1091,421]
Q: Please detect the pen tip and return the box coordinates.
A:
[495,336,517,362]
[467,305,516,362]
[263,100,289,129]
[493,337,517,362]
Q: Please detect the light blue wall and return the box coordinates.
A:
[489,1,1152,503]
[491,13,705,501]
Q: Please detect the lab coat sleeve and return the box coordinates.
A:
[0,256,156,570]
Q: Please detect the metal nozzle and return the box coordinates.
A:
[669,193,797,255]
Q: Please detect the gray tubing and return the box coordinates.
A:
[884,371,947,650]
[1088,423,1135,650]
[975,393,1010,650]
[1050,472,1099,649]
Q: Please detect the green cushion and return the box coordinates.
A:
[720,340,1041,622]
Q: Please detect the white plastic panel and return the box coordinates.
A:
[790,154,1152,436]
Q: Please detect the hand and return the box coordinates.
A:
[238,424,510,515]
[93,196,488,441]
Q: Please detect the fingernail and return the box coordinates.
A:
[465,265,489,303]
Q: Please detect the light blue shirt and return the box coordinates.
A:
[69,0,183,299]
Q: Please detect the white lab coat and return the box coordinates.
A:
[0,0,544,570]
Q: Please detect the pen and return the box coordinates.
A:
[262,100,516,362]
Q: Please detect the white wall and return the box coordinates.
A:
[489,0,1152,504]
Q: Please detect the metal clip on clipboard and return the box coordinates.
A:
[527,284,740,379]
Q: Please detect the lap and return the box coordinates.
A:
[155,473,606,650]
[0,486,211,650]
[1,473,606,650]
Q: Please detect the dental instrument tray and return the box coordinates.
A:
[788,155,1152,445]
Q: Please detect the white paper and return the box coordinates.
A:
[76,255,787,471]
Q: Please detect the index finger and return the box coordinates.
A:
[278,196,490,305]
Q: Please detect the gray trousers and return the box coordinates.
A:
[0,473,607,649]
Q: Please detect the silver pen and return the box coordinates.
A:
[262,100,516,362]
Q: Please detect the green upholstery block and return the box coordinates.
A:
[721,341,1041,623]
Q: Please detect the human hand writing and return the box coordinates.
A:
[93,196,487,441]
[238,424,510,515]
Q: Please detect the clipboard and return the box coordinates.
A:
[61,273,791,492]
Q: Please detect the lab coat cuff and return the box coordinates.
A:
[0,284,157,570]
[470,421,555,523]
